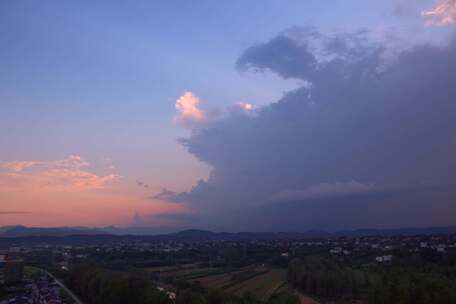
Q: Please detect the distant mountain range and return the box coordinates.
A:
[1,225,456,239]
[0,225,108,237]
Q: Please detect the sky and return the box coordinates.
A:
[0,0,455,231]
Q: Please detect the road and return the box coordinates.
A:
[37,268,85,304]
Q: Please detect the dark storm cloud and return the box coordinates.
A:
[171,28,456,231]
[153,187,179,201]
[238,183,456,231]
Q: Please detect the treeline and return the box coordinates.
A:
[288,257,367,300]
[66,265,172,304]
[368,270,456,304]
[288,256,456,303]
[0,284,6,297]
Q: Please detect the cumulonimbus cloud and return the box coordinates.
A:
[166,27,456,231]
[269,181,379,203]
[0,155,120,191]
[174,91,206,129]
[422,0,456,26]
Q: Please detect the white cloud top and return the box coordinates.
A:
[422,0,456,26]
[175,91,206,129]
[237,102,255,111]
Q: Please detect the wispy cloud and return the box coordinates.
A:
[422,0,456,26]
[0,211,32,215]
[136,180,150,188]
[1,161,41,172]
[0,155,120,192]
[153,188,178,200]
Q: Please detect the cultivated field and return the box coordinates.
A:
[191,271,236,289]
[225,269,286,301]
[159,267,217,279]
[191,266,288,301]
[148,264,319,303]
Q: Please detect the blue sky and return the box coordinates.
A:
[1,0,455,229]
[0,0,428,164]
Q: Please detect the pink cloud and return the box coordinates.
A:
[0,161,40,172]
[237,102,255,111]
[0,155,120,192]
[0,155,191,227]
[422,0,456,26]
[174,91,206,129]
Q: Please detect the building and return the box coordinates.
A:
[375,255,393,263]
[0,254,5,283]
[3,255,24,285]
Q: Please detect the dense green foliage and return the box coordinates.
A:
[288,254,456,303]
[288,257,367,300]
[0,283,6,297]
[67,265,172,304]
[368,269,456,304]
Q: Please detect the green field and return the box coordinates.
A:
[189,267,288,301]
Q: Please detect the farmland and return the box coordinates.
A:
[157,265,290,302]
[224,269,286,301]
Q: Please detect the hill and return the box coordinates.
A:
[1,225,456,239]
[0,225,108,237]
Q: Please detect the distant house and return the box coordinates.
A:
[330,247,342,254]
[375,255,393,263]
[436,244,446,253]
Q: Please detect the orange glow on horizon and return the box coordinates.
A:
[0,155,192,227]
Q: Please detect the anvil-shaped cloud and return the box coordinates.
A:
[162,27,456,231]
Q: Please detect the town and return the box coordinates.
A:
[1,232,456,303]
